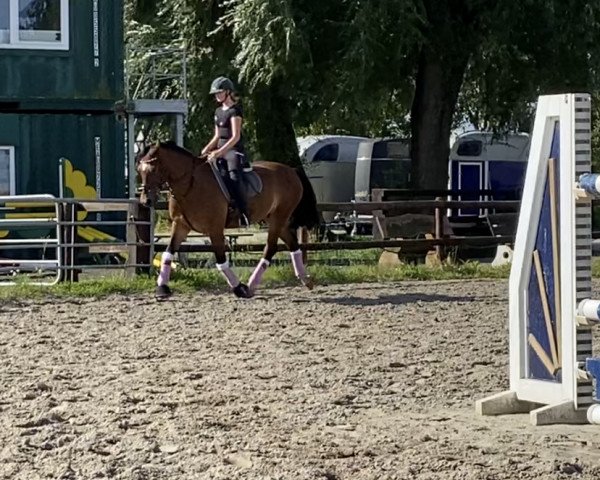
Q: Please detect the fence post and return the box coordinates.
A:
[126,203,137,277]
[135,203,152,274]
[434,197,446,262]
[61,203,79,282]
[371,189,387,240]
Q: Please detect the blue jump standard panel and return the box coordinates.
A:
[527,121,561,381]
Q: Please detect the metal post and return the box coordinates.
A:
[134,203,152,274]
[126,203,137,277]
[175,114,184,147]
[58,158,65,198]
[127,115,136,199]
[182,49,188,100]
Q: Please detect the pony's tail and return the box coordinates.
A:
[290,168,321,230]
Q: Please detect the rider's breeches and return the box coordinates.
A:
[223,151,243,182]
[223,151,247,211]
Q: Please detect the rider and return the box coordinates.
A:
[201,76,250,227]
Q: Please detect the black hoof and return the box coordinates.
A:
[233,283,252,298]
[155,284,172,300]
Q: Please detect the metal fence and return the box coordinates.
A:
[0,194,521,286]
[0,195,62,285]
[0,196,153,286]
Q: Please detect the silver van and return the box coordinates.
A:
[298,135,370,204]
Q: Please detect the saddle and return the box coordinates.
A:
[208,159,263,220]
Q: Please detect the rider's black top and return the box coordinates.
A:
[215,103,245,154]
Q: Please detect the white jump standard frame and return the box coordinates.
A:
[476,93,599,425]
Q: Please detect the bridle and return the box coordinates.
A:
[139,150,198,202]
[139,150,205,231]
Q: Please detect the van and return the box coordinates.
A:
[298,135,369,204]
[354,139,411,202]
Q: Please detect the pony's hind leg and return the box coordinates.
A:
[210,232,251,298]
[279,226,314,290]
[247,225,280,294]
[156,219,190,299]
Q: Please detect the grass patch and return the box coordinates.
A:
[592,258,600,277]
[0,261,511,300]
[3,252,599,300]
[0,275,156,300]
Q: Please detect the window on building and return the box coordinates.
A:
[313,144,339,162]
[0,0,68,50]
[456,140,483,157]
[0,147,15,196]
[0,0,9,43]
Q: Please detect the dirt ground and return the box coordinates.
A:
[2,279,600,480]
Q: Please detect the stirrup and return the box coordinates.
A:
[239,213,250,227]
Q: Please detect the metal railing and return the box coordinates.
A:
[126,47,188,101]
[0,195,62,285]
[0,196,154,285]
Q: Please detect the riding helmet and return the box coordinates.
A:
[209,76,235,94]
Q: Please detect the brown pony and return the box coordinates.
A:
[137,142,320,299]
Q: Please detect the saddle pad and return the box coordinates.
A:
[209,160,263,201]
[244,171,263,198]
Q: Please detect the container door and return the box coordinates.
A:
[488,161,526,200]
[458,162,483,217]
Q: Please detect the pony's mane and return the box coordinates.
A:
[160,141,197,158]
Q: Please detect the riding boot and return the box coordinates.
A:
[228,176,250,227]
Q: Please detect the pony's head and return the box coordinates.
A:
[137,143,165,207]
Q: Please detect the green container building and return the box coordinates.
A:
[0,113,125,197]
[0,0,125,199]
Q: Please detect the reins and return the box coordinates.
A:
[163,154,204,231]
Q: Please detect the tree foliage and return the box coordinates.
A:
[126,0,600,181]
[459,0,600,131]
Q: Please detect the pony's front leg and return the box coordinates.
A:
[155,219,190,299]
[210,233,252,298]
[247,226,279,294]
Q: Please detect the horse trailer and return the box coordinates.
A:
[301,131,530,237]
[299,135,369,204]
[448,131,529,223]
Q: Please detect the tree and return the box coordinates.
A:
[126,0,236,151]
[126,0,600,185]
[224,0,310,166]
[458,0,600,131]
[408,0,600,189]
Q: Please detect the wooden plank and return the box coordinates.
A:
[317,200,520,214]
[79,202,131,212]
[154,231,254,240]
[528,333,558,376]
[532,249,559,368]
[372,210,386,240]
[88,245,129,254]
[548,158,561,365]
[154,235,515,253]
[154,199,520,215]
[371,188,504,198]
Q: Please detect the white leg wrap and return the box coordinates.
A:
[216,261,240,288]
[157,251,173,287]
[248,258,270,291]
[290,249,306,279]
